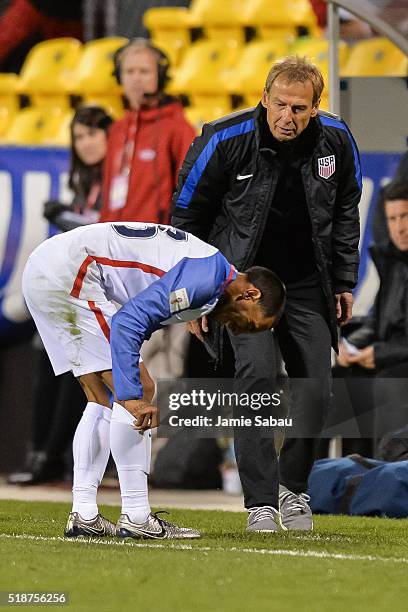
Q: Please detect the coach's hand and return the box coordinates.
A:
[124,399,159,431]
[186,315,208,342]
[335,292,353,326]
[348,346,376,369]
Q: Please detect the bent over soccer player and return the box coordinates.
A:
[22,222,285,539]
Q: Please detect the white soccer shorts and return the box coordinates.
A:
[22,254,134,378]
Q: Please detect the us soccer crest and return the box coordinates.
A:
[318,155,336,179]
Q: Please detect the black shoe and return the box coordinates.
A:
[7,451,64,485]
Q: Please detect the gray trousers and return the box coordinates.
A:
[228,291,332,509]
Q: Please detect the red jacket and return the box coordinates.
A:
[309,0,327,28]
[100,100,195,225]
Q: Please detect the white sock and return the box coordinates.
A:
[72,402,111,520]
[110,402,151,524]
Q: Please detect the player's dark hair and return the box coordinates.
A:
[383,181,408,204]
[69,105,113,199]
[244,266,286,319]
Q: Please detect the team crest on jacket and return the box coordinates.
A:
[318,155,336,179]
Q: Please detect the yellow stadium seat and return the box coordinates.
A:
[243,93,264,107]
[46,110,75,146]
[185,101,231,129]
[143,7,191,66]
[289,37,350,89]
[18,38,82,108]
[73,37,128,97]
[169,39,241,99]
[228,39,289,96]
[187,94,232,108]
[46,98,123,147]
[244,0,319,41]
[0,73,19,109]
[188,0,247,44]
[342,37,408,77]
[81,95,124,119]
[0,107,17,139]
[0,73,20,136]
[3,107,65,145]
[319,92,330,111]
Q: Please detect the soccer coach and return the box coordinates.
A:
[172,56,362,532]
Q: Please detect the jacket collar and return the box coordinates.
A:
[370,242,408,267]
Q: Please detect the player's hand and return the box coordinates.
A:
[335,292,353,326]
[186,316,208,342]
[348,346,375,369]
[124,399,159,431]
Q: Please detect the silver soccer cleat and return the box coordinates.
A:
[279,486,313,530]
[116,511,201,539]
[64,512,116,538]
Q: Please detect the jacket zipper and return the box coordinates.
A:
[242,151,279,269]
[301,161,338,338]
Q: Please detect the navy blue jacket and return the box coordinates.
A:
[172,104,362,346]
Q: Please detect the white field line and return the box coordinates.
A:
[1,533,408,565]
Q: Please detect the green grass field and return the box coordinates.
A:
[1,500,408,612]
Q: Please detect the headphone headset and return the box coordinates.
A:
[112,38,170,95]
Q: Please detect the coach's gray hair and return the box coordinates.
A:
[264,56,324,105]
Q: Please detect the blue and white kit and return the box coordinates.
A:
[22,222,236,399]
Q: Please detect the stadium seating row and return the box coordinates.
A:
[0,37,127,142]
[143,0,320,65]
[0,30,406,143]
[170,35,407,120]
[2,107,74,146]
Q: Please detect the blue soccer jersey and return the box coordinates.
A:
[111,249,236,400]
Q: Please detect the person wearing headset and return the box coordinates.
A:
[99,38,195,225]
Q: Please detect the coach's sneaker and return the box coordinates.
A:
[246,506,287,532]
[64,512,116,538]
[279,486,313,530]
[116,511,201,539]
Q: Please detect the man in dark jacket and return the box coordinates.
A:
[372,151,408,248]
[337,181,408,441]
[172,56,362,532]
